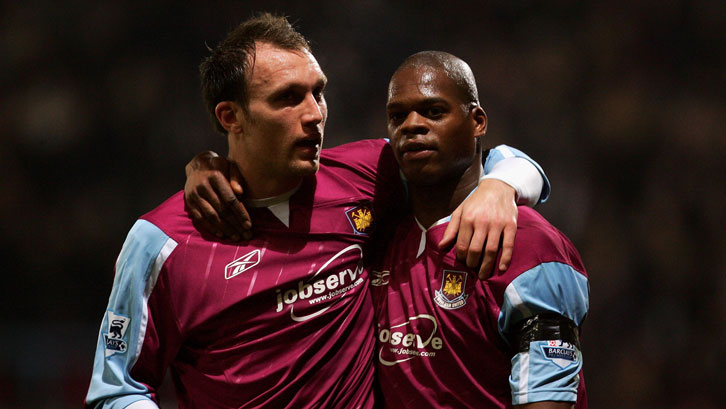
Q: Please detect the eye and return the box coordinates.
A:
[388,111,406,123]
[276,90,304,106]
[313,86,325,103]
[425,106,445,118]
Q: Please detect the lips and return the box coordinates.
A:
[294,132,322,156]
[296,138,320,149]
[399,139,436,160]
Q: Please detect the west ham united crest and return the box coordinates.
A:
[434,270,469,309]
[345,205,374,235]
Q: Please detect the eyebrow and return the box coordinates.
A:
[270,75,328,95]
[386,97,449,111]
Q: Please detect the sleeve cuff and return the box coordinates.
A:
[482,157,544,207]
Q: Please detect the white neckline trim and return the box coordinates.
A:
[245,184,301,228]
[246,183,301,208]
[413,216,450,258]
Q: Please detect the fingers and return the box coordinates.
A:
[226,163,252,239]
[224,198,252,240]
[199,189,243,240]
[229,164,245,197]
[498,223,517,271]
[185,173,243,240]
[209,175,249,240]
[232,206,252,240]
[186,193,224,238]
[478,228,502,279]
[184,153,256,241]
[438,208,461,249]
[187,207,216,238]
[466,228,486,268]
[455,214,474,263]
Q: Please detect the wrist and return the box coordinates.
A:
[482,157,542,206]
[478,177,517,202]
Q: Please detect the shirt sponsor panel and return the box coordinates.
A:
[273,244,367,321]
[378,314,443,366]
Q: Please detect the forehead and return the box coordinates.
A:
[387,66,462,106]
[249,42,325,92]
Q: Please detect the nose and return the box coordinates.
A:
[400,111,428,137]
[301,93,324,127]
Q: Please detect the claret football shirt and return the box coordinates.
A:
[371,206,589,408]
[85,141,548,409]
[86,139,403,409]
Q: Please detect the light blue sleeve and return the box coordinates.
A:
[85,220,177,409]
[498,262,589,405]
[484,144,551,203]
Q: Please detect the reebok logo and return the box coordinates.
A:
[225,249,261,279]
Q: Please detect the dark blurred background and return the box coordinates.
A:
[1,1,723,407]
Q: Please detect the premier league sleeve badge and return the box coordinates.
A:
[103,311,130,357]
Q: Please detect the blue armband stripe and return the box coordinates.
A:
[511,343,582,404]
[498,262,588,405]
[499,262,589,332]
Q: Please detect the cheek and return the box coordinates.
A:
[264,112,297,135]
[387,124,400,141]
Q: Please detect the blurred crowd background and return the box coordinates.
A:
[1,1,723,407]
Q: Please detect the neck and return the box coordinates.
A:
[409,161,482,229]
[233,160,303,200]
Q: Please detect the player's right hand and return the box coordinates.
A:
[184,151,252,241]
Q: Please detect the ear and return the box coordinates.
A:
[215,101,245,134]
[471,106,487,138]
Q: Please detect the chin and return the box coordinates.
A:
[404,167,450,187]
[291,160,320,176]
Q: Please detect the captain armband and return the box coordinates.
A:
[510,313,580,353]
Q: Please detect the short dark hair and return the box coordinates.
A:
[394,51,480,107]
[199,13,311,133]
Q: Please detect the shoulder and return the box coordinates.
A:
[321,138,390,161]
[313,139,403,210]
[320,139,396,176]
[139,191,197,243]
[488,207,589,326]
[510,207,586,275]
[116,218,179,282]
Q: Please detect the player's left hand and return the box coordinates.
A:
[438,178,518,279]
